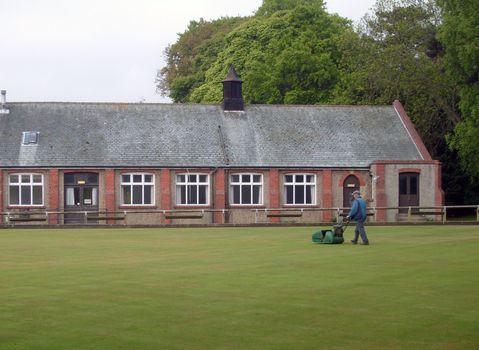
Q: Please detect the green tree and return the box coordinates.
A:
[438,0,479,179]
[256,0,325,16]
[156,16,247,102]
[187,2,351,104]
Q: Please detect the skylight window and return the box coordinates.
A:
[22,131,39,145]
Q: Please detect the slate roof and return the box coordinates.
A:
[0,102,424,168]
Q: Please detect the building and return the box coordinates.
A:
[0,67,442,225]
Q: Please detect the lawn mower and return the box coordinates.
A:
[311,219,349,244]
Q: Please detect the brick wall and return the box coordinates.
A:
[322,169,332,222]
[214,169,226,224]
[160,169,171,224]
[104,169,115,224]
[48,169,59,224]
[269,169,280,223]
[0,164,442,225]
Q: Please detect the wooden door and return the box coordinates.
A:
[399,173,419,213]
[343,175,360,211]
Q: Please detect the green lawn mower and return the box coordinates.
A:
[312,220,348,244]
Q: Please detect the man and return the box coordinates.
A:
[346,190,370,245]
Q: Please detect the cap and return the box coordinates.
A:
[352,190,360,195]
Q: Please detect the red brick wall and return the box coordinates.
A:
[269,169,280,223]
[160,169,171,224]
[48,169,59,224]
[322,169,333,222]
[104,169,115,224]
[214,169,226,224]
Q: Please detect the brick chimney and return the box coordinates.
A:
[0,90,9,114]
[222,65,244,111]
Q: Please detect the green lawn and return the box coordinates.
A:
[0,226,478,350]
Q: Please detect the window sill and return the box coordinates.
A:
[229,205,266,209]
[119,205,157,209]
[282,204,318,208]
[173,205,211,209]
[7,206,46,209]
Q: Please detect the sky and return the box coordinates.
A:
[0,0,376,103]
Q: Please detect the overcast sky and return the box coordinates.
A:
[0,0,376,103]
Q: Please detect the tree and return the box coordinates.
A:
[438,0,479,179]
[334,0,457,122]
[156,16,248,102]
[256,0,325,16]
[187,1,352,104]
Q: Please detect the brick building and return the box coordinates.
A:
[0,67,442,225]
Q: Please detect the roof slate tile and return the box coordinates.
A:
[0,103,423,168]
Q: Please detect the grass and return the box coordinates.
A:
[0,225,478,350]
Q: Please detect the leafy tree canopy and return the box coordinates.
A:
[186,2,351,104]
[438,0,479,179]
[156,16,248,103]
[256,0,325,16]
[334,0,458,147]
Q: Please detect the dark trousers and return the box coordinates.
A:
[353,219,369,243]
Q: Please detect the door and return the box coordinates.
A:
[343,175,360,212]
[398,172,419,213]
[64,172,99,223]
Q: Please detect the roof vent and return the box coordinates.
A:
[222,65,244,111]
[0,90,9,114]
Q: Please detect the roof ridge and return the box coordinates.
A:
[7,101,394,108]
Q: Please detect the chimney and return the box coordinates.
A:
[222,65,244,111]
[0,90,9,114]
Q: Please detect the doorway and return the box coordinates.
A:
[398,172,419,213]
[64,172,99,224]
[343,175,360,210]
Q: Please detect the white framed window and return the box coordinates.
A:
[230,173,263,205]
[121,173,155,205]
[9,173,44,206]
[176,173,209,205]
[284,174,316,205]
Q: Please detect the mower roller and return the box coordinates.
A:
[312,220,349,244]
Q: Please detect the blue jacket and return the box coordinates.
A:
[348,196,367,221]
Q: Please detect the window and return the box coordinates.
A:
[9,173,44,206]
[22,131,39,145]
[284,174,316,205]
[176,173,209,205]
[121,173,154,205]
[230,173,263,205]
